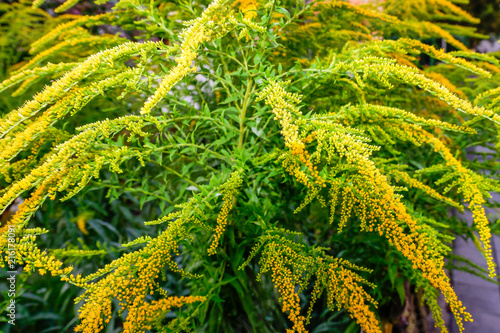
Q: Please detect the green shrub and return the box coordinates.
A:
[0,0,499,332]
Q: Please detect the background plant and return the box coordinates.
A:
[0,0,499,332]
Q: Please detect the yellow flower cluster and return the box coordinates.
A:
[392,38,491,77]
[383,0,479,24]
[293,184,322,214]
[0,41,165,138]
[315,0,470,50]
[29,13,116,54]
[141,0,234,114]
[68,187,215,332]
[0,62,77,94]
[0,176,57,258]
[421,22,469,51]
[13,35,126,75]
[123,296,206,333]
[272,253,306,332]
[0,116,160,261]
[243,230,380,333]
[0,126,68,184]
[383,2,478,47]
[258,80,473,332]
[424,71,467,99]
[121,235,153,247]
[323,261,380,333]
[208,171,243,255]
[349,103,476,135]
[279,154,323,212]
[390,169,461,208]
[338,186,354,232]
[328,180,341,224]
[31,0,48,9]
[475,86,500,110]
[258,81,327,191]
[412,126,496,278]
[422,283,447,330]
[352,160,472,332]
[13,237,73,277]
[54,0,82,14]
[259,239,312,333]
[10,76,40,97]
[334,60,500,124]
[234,0,259,19]
[19,227,49,237]
[0,68,142,165]
[73,220,196,332]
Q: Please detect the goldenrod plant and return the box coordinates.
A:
[0,0,499,332]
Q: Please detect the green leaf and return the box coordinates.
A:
[275,7,290,21]
[253,54,262,65]
[396,280,406,305]
[221,95,240,104]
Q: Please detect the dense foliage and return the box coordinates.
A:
[0,0,499,332]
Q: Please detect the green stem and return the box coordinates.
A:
[238,78,254,149]
[146,159,201,189]
[145,143,228,161]
[91,181,173,203]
